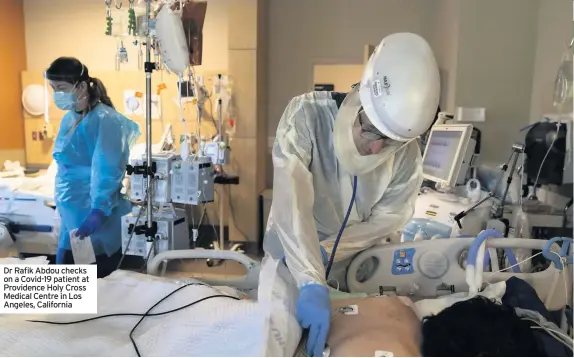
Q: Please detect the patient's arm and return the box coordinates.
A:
[327,296,421,357]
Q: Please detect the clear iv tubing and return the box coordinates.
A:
[519,151,525,206]
[177,75,188,136]
[531,122,560,199]
[325,175,358,279]
[188,67,203,156]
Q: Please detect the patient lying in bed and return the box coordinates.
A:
[325,293,553,357]
[328,296,421,357]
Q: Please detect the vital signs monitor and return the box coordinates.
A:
[422,124,476,188]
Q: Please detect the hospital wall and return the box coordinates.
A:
[426,0,572,163]
[266,0,435,186]
[425,0,460,114]
[529,0,573,123]
[265,0,571,186]
[450,0,540,164]
[23,0,229,72]
[0,0,27,164]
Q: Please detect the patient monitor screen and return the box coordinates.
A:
[423,130,464,182]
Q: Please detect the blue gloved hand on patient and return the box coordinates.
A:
[76,209,106,239]
[297,283,331,357]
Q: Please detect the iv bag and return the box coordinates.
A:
[553,44,573,114]
[155,4,190,74]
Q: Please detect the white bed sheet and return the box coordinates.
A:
[0,161,56,200]
[0,176,55,201]
[0,258,301,357]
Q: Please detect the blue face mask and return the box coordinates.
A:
[53,91,78,111]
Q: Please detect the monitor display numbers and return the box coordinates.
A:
[422,130,464,181]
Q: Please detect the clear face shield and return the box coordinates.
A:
[356,108,405,149]
[333,86,415,175]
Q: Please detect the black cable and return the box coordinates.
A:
[27,282,240,357]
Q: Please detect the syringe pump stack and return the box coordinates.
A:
[170,156,215,205]
[128,152,179,204]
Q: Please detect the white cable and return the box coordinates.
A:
[485,251,543,283]
[176,76,190,160]
[531,326,573,350]
[532,326,571,348]
[184,66,204,161]
[327,277,340,291]
[177,74,188,135]
[189,66,202,145]
[531,122,560,198]
[523,316,573,346]
[519,152,525,206]
[486,250,570,311]
[532,322,574,347]
[544,327,574,346]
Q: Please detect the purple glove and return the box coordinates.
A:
[76,209,106,239]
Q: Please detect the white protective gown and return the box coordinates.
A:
[263,91,423,289]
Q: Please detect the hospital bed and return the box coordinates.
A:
[0,235,571,357]
[347,237,572,312]
[0,163,58,256]
[0,249,300,357]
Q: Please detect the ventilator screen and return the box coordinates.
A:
[422,130,463,182]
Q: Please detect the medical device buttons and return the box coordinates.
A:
[418,251,448,279]
[392,248,415,275]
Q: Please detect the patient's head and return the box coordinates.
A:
[420,296,544,357]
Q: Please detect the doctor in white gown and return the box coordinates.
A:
[263,33,441,356]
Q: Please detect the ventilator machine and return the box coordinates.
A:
[402,123,488,242]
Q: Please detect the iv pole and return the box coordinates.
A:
[142,0,158,253]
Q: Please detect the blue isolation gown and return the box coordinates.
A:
[53,103,140,256]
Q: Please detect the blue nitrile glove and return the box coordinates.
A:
[56,247,66,264]
[76,209,106,239]
[297,283,331,357]
[282,245,329,267]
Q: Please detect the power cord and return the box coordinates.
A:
[27,282,240,357]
